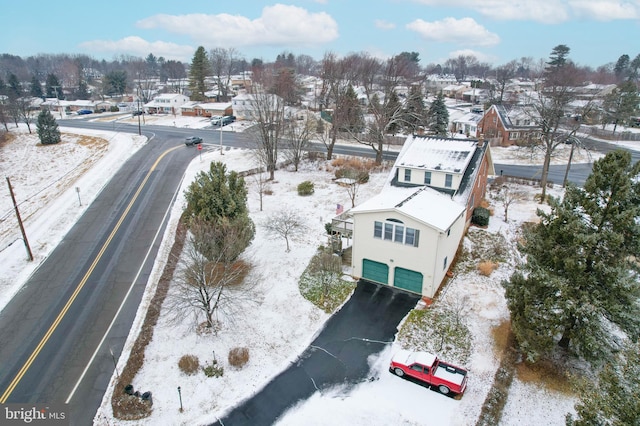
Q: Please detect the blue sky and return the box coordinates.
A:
[1,0,639,68]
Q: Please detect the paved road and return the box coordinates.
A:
[214,280,420,426]
[0,128,197,424]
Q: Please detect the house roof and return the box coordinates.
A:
[396,136,477,174]
[351,186,465,232]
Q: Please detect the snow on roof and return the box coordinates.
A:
[351,185,465,232]
[396,136,477,174]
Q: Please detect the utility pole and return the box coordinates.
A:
[6,177,34,261]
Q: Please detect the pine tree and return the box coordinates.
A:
[45,73,62,99]
[336,84,363,132]
[7,73,22,100]
[36,109,61,145]
[188,46,209,101]
[183,161,254,261]
[30,75,43,98]
[567,341,640,425]
[504,150,640,363]
[404,85,427,134]
[427,92,449,136]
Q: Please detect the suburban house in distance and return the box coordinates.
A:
[335,136,494,299]
[476,104,541,146]
[143,93,189,114]
[180,102,233,118]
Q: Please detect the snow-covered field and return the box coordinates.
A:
[2,115,633,425]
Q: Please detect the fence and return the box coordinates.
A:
[582,127,640,141]
[490,175,553,189]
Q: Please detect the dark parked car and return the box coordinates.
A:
[132,110,144,116]
[77,109,93,115]
[212,115,236,126]
[184,136,203,146]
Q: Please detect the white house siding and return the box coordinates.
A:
[398,166,463,191]
[350,187,466,298]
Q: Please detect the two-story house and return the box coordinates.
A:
[144,93,189,114]
[337,136,494,299]
[476,104,541,146]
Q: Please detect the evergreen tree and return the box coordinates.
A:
[602,80,640,133]
[184,161,250,223]
[184,161,254,260]
[404,85,427,134]
[0,77,6,96]
[36,109,61,145]
[45,73,62,99]
[335,84,363,133]
[30,75,43,98]
[103,71,127,97]
[567,341,640,426]
[7,73,22,100]
[614,54,631,80]
[188,46,209,101]
[384,90,402,134]
[504,151,640,363]
[76,80,90,100]
[427,92,449,136]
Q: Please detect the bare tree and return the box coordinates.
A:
[209,47,241,101]
[493,182,527,222]
[283,112,314,171]
[319,52,359,160]
[263,209,308,252]
[166,222,254,330]
[252,172,270,212]
[531,45,585,201]
[337,167,367,208]
[349,53,416,164]
[246,68,287,180]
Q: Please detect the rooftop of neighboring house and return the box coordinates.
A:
[490,104,540,129]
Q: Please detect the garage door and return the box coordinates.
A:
[362,259,389,284]
[394,267,423,294]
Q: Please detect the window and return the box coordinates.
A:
[410,364,423,372]
[384,223,393,240]
[509,132,520,140]
[374,221,382,238]
[443,256,448,270]
[373,220,419,247]
[445,174,453,188]
[404,169,411,182]
[394,225,404,243]
[405,228,419,247]
[424,171,431,185]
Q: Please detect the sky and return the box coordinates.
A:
[1,0,639,69]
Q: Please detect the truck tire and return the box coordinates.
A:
[394,368,405,377]
[438,385,451,395]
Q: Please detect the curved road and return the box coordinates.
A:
[0,121,239,424]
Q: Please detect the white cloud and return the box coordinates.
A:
[447,48,497,63]
[374,19,396,30]
[568,0,640,20]
[79,36,194,61]
[412,0,640,23]
[136,4,339,48]
[406,17,500,46]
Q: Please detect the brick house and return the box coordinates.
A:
[476,104,541,146]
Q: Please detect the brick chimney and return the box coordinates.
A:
[477,134,485,148]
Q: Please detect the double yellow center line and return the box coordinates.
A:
[0,146,180,403]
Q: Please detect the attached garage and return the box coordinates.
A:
[393,267,423,294]
[362,259,389,284]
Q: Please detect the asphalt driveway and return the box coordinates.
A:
[214,280,420,426]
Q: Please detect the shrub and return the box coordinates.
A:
[203,360,224,378]
[178,354,200,375]
[297,180,314,196]
[471,207,490,227]
[228,347,250,368]
[478,260,499,276]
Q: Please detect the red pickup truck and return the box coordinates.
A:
[389,350,468,396]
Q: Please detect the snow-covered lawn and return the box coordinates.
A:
[4,115,636,425]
